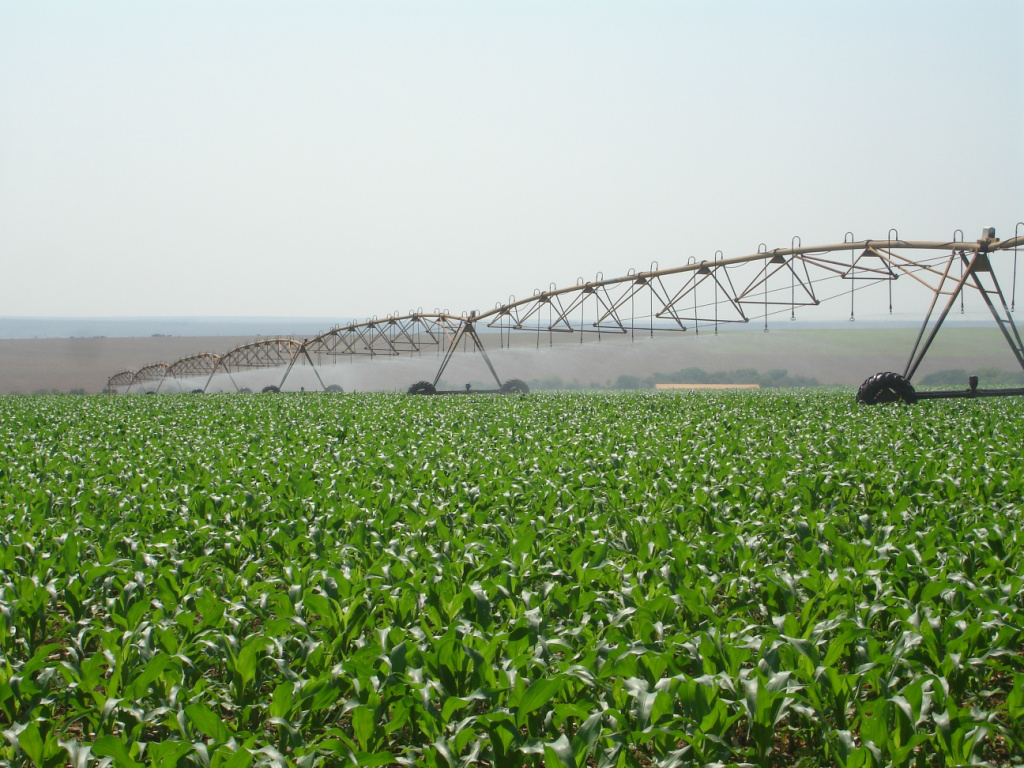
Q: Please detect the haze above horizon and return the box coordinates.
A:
[2,1,1022,321]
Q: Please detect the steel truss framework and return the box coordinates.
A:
[106,353,223,393]
[478,233,1020,339]
[304,313,464,359]
[131,363,171,393]
[109,226,1024,394]
[168,353,221,387]
[106,370,135,394]
[201,338,327,392]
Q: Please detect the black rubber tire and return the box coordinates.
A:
[325,384,344,393]
[856,372,917,405]
[146,390,157,395]
[262,385,281,393]
[500,378,530,394]
[238,387,252,394]
[190,389,204,394]
[408,381,437,395]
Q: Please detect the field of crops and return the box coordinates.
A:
[1,391,1022,767]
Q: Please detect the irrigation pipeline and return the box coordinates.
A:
[475,235,1023,324]
[107,228,1024,401]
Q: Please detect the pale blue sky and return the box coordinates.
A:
[1,1,1021,320]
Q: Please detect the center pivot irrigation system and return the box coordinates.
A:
[108,224,1024,404]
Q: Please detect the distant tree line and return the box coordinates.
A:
[918,368,1024,387]
[3,388,89,396]
[525,367,821,391]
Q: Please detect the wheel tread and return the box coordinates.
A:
[408,381,437,395]
[856,371,917,405]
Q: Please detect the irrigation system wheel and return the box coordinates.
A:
[408,381,437,395]
[500,378,530,394]
[238,387,252,394]
[190,389,204,394]
[856,372,917,405]
[325,384,344,393]
[261,385,281,393]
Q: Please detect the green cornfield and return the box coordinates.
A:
[1,391,1021,767]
